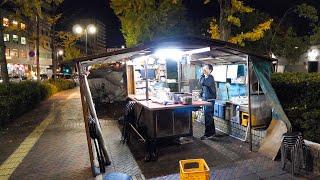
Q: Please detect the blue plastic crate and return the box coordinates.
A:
[218,104,225,119]
[214,103,219,117]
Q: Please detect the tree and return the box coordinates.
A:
[0,0,62,84]
[47,13,62,80]
[272,27,309,64]
[54,31,82,61]
[111,0,197,47]
[231,11,273,56]
[269,3,319,64]
[206,0,273,46]
[310,26,320,45]
[63,46,82,61]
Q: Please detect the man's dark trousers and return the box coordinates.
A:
[204,100,215,136]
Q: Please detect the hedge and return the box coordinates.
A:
[0,79,76,127]
[271,73,320,143]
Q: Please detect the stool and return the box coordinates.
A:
[104,172,131,180]
[281,132,304,175]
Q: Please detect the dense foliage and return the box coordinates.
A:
[271,73,320,143]
[0,79,76,126]
[110,0,199,47]
[207,0,273,45]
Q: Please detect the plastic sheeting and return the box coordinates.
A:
[251,56,292,132]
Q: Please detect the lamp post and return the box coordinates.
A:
[72,24,97,55]
[53,49,63,79]
[57,49,63,60]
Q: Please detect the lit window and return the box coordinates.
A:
[3,18,9,27]
[5,48,10,58]
[20,23,26,30]
[11,49,18,58]
[12,35,19,43]
[12,20,18,27]
[21,37,26,45]
[20,50,27,58]
[4,34,10,42]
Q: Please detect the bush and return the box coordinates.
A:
[0,79,76,127]
[271,73,320,143]
[46,79,76,91]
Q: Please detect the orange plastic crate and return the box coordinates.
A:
[179,159,210,180]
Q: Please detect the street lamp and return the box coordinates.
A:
[72,24,97,55]
[57,49,64,56]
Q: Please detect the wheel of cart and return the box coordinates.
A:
[145,138,159,162]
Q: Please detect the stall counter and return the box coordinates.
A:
[128,94,212,110]
[126,94,212,161]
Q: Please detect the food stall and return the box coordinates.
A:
[71,37,289,175]
[124,48,213,161]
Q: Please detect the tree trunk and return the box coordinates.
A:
[218,0,232,41]
[36,16,40,81]
[51,25,56,80]
[0,9,9,84]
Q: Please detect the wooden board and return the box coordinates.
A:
[258,119,288,160]
[126,65,135,95]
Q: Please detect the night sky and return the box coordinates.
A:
[58,0,124,48]
[58,0,320,48]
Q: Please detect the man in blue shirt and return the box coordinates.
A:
[199,64,217,140]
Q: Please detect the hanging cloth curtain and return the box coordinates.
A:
[251,56,292,132]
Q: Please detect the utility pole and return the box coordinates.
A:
[36,15,40,81]
[50,3,57,81]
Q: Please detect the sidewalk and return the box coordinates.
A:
[0,88,91,179]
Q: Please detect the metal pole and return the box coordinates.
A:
[177,60,181,92]
[247,56,253,152]
[82,74,111,166]
[144,58,149,100]
[77,62,95,176]
[85,29,88,55]
[36,15,40,81]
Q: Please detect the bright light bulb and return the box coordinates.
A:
[154,48,183,60]
[57,50,64,56]
[87,24,97,34]
[73,24,83,34]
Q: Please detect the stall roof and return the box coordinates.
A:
[63,36,277,66]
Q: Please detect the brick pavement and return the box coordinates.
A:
[0,88,318,179]
[98,118,316,179]
[0,88,92,180]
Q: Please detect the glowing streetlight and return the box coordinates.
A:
[87,24,97,34]
[72,24,83,34]
[57,49,64,56]
[72,24,97,55]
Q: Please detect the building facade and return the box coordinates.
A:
[276,45,320,73]
[1,9,53,79]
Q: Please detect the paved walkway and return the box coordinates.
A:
[0,88,91,179]
[0,88,317,179]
